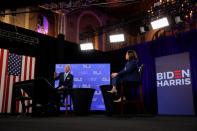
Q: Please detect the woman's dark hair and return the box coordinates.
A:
[127,50,138,60]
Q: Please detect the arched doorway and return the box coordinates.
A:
[77,11,102,50]
[37,15,49,35]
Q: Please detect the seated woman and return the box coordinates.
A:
[108,50,140,102]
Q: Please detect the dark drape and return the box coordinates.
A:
[121,30,197,114]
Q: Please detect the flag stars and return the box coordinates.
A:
[8,53,22,76]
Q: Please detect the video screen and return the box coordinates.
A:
[55,64,111,111]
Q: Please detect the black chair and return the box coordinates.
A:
[58,88,73,116]
[119,64,145,115]
[64,94,72,116]
[12,77,60,117]
[12,80,34,115]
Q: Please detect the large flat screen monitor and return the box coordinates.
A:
[55,64,110,111]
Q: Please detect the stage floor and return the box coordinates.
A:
[0,114,197,131]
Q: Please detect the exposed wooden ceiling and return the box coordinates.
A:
[0,0,63,9]
[0,0,155,12]
[0,0,158,36]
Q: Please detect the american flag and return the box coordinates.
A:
[0,48,35,113]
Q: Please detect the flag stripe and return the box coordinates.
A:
[6,76,14,113]
[4,75,10,112]
[0,49,6,112]
[22,56,28,113]
[25,56,30,113]
[31,58,35,79]
[26,56,30,80]
[0,49,4,91]
[29,57,35,113]
[18,56,26,113]
[7,76,15,113]
[21,56,25,81]
[15,77,19,113]
[24,56,28,81]
[29,57,32,80]
[0,49,3,86]
[19,56,25,112]
[0,50,8,112]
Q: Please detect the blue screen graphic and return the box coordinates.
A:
[55,64,110,110]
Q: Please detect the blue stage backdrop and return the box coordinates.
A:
[55,64,110,110]
[155,52,195,115]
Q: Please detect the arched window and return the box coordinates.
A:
[37,15,49,35]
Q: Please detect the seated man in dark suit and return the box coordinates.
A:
[55,65,73,106]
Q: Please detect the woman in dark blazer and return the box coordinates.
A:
[108,50,140,102]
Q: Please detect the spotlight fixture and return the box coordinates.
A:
[80,43,94,50]
[109,34,125,43]
[140,26,146,33]
[174,16,183,24]
[151,17,169,30]
[140,25,150,33]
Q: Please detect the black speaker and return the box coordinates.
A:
[71,88,95,115]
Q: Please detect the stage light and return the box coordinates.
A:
[109,34,125,43]
[140,25,150,33]
[80,43,94,50]
[140,26,145,33]
[175,16,183,24]
[151,17,169,30]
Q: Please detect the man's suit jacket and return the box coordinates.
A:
[118,59,140,82]
[55,72,73,89]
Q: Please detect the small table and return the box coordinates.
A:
[71,88,95,115]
